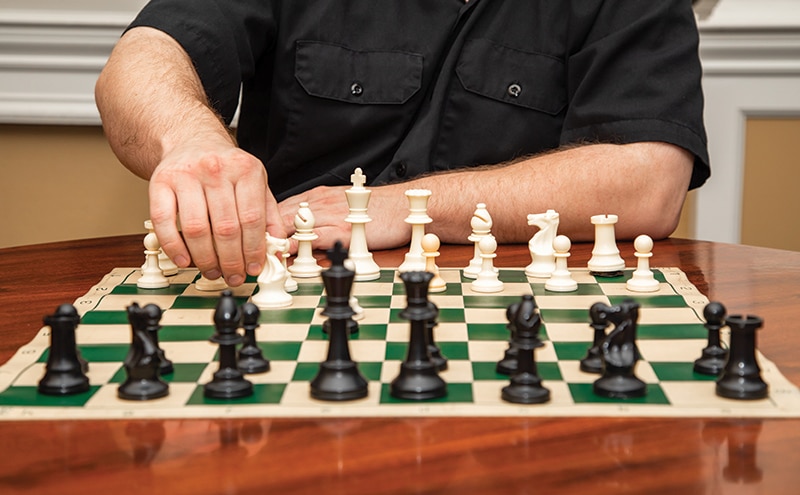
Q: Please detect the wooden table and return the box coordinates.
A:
[0,235,798,494]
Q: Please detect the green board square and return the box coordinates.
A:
[379,382,473,403]
[305,324,387,341]
[255,342,302,361]
[292,362,382,382]
[613,270,668,284]
[568,383,670,405]
[111,284,189,295]
[607,295,688,308]
[532,283,605,296]
[385,342,407,360]
[540,309,590,324]
[186,383,286,405]
[462,295,523,309]
[292,283,324,296]
[637,324,707,340]
[374,270,398,283]
[0,386,100,407]
[437,342,469,360]
[467,324,509,341]
[471,361,562,381]
[320,295,390,308]
[258,308,316,325]
[498,270,530,283]
[651,362,718,382]
[171,296,249,310]
[79,311,130,325]
[551,342,593,361]
[109,363,207,384]
[38,344,130,364]
[159,325,216,342]
[436,283,463,296]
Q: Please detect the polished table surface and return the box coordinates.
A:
[0,235,798,494]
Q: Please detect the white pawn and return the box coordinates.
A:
[283,251,298,292]
[289,202,322,278]
[545,235,578,292]
[422,233,447,293]
[138,220,169,289]
[252,234,292,309]
[627,235,660,293]
[471,235,503,293]
[195,274,228,292]
[343,259,365,321]
[143,219,179,277]
[463,203,492,279]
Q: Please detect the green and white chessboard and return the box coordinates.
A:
[1,267,798,420]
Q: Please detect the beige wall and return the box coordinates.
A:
[0,125,149,248]
[741,118,800,251]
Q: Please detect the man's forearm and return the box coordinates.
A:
[95,26,234,179]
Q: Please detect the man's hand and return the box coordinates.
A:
[149,140,285,287]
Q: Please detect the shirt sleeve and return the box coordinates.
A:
[127,0,276,124]
[562,1,710,189]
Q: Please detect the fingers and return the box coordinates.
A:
[149,180,191,268]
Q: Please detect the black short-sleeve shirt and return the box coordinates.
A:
[129,0,710,201]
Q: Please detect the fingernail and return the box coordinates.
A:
[174,255,189,267]
[247,263,262,275]
[205,269,222,280]
[228,274,244,287]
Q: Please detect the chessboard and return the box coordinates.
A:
[1,266,798,420]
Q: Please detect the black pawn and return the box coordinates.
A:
[143,303,173,375]
[496,300,521,375]
[502,295,550,404]
[426,302,448,372]
[204,291,253,399]
[580,302,610,374]
[716,314,769,400]
[310,241,368,401]
[238,302,270,374]
[593,300,647,399]
[38,304,90,395]
[118,303,169,400]
[390,271,447,400]
[694,301,729,375]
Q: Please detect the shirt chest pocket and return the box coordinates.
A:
[295,40,423,105]
[456,39,566,115]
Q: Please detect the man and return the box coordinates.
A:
[95,0,709,288]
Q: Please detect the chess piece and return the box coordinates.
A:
[252,234,293,309]
[289,202,323,278]
[593,299,647,399]
[496,300,521,375]
[587,214,625,277]
[422,233,447,293]
[138,220,169,289]
[693,301,729,375]
[471,235,503,293]
[322,259,360,336]
[145,219,179,276]
[501,294,550,404]
[580,302,611,373]
[238,302,270,374]
[626,235,659,292]
[195,274,228,291]
[716,314,769,400]
[398,189,432,273]
[283,252,298,292]
[463,203,493,279]
[345,168,381,281]
[142,303,173,375]
[38,304,90,396]
[544,235,578,292]
[205,291,254,399]
[390,271,447,400]
[525,209,559,278]
[118,303,169,400]
[311,241,369,401]
[426,302,447,372]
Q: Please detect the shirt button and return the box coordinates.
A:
[350,82,363,97]
[507,83,522,98]
[395,162,407,177]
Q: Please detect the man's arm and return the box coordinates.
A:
[278,141,693,250]
[96,27,285,286]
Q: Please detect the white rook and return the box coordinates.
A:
[587,214,625,275]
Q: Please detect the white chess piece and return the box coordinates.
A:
[195,274,228,291]
[471,235,504,293]
[252,234,293,308]
[587,214,626,275]
[525,209,559,278]
[138,220,169,289]
[283,251,298,292]
[343,259,365,321]
[463,203,492,279]
[422,233,447,293]
[346,168,381,281]
[545,235,578,292]
[289,202,322,278]
[143,219,179,276]
[398,189,432,273]
[626,235,660,293]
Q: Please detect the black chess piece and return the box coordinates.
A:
[426,302,448,372]
[716,314,769,400]
[501,295,550,404]
[390,271,447,400]
[580,302,610,374]
[118,303,169,400]
[310,242,369,401]
[237,302,270,374]
[38,304,90,395]
[496,300,521,375]
[204,291,254,399]
[592,299,647,399]
[142,303,174,375]
[694,301,729,375]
